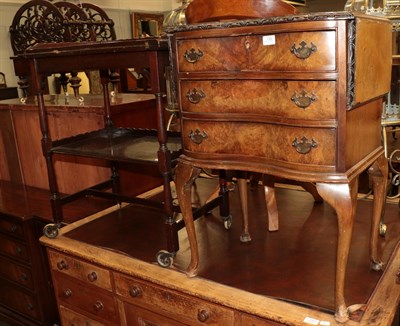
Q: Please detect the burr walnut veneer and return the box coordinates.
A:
[170,12,392,322]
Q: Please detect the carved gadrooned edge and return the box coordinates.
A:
[164,11,355,33]
[346,19,356,109]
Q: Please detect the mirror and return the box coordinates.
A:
[131,12,164,38]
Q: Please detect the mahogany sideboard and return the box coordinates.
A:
[0,180,113,325]
[169,11,392,323]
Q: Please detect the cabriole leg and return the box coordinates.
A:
[175,162,202,277]
[316,180,358,323]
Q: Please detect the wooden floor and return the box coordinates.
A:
[65,177,400,316]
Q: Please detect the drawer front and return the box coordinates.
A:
[124,301,186,326]
[59,305,108,326]
[0,257,33,290]
[54,272,118,324]
[177,31,336,73]
[180,80,336,119]
[0,214,24,239]
[181,121,336,166]
[0,236,29,262]
[48,250,112,291]
[115,272,235,325]
[0,278,39,320]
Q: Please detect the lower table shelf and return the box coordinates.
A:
[51,127,182,164]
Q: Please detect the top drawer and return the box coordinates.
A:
[48,249,113,292]
[177,31,336,73]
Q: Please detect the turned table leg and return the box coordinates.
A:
[237,177,252,242]
[262,175,279,232]
[175,162,202,277]
[316,179,359,323]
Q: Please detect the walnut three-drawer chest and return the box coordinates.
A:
[169,11,392,323]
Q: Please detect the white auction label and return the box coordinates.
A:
[263,35,276,45]
[303,317,319,325]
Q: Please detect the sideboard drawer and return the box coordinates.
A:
[180,80,336,120]
[54,272,118,324]
[48,249,112,291]
[0,214,24,239]
[0,236,29,262]
[181,121,336,167]
[177,31,336,73]
[0,278,39,320]
[0,257,33,290]
[115,272,235,325]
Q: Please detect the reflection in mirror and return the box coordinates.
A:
[131,12,164,38]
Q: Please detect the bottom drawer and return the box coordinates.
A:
[53,272,119,324]
[60,305,108,326]
[0,278,39,320]
[181,121,336,167]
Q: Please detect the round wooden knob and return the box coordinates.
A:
[87,271,98,282]
[197,309,209,322]
[20,273,28,282]
[129,286,141,298]
[93,300,104,312]
[57,260,69,270]
[63,289,73,298]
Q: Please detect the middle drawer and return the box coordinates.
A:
[180,80,336,121]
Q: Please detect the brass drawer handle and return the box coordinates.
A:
[15,246,23,255]
[10,224,18,233]
[184,48,203,63]
[189,129,208,145]
[197,309,210,322]
[57,260,69,270]
[186,88,206,104]
[87,271,98,282]
[129,285,142,298]
[291,90,317,109]
[290,41,317,60]
[292,136,318,154]
[93,300,104,312]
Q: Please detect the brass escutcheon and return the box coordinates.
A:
[184,48,203,63]
[189,129,208,144]
[290,41,317,60]
[292,136,318,154]
[291,90,318,109]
